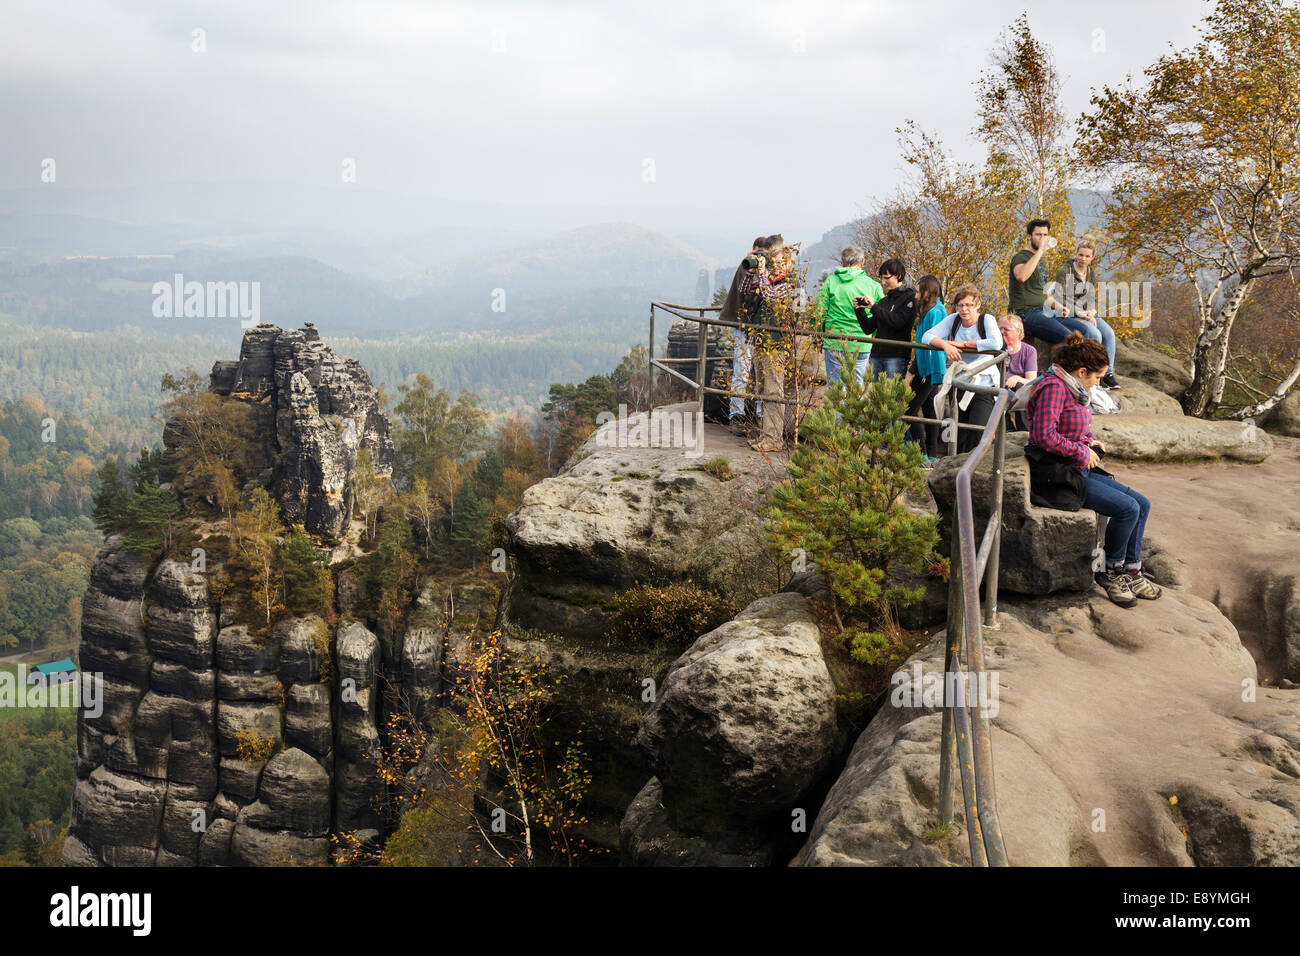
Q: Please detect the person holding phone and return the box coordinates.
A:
[1025,332,1161,608]
[813,246,881,387]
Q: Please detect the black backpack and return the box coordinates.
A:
[947,313,990,342]
[1024,444,1086,511]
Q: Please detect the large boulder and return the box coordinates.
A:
[1114,338,1193,399]
[239,748,331,835]
[506,403,788,640]
[630,592,838,851]
[1092,414,1273,462]
[1262,391,1300,439]
[794,589,1300,866]
[621,777,770,867]
[1113,378,1184,417]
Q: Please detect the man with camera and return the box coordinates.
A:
[719,236,770,435]
[740,235,800,452]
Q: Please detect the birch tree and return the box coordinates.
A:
[1077,0,1300,417]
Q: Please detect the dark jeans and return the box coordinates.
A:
[906,379,940,455]
[957,394,996,454]
[1021,307,1103,346]
[1084,471,1151,566]
[870,354,908,378]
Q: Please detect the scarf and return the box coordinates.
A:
[1047,364,1091,405]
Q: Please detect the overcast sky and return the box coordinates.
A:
[0,0,1208,244]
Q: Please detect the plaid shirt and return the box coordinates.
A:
[737,263,796,300]
[1027,370,1096,469]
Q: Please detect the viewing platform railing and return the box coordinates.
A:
[648,300,1011,866]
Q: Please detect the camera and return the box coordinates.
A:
[743,252,772,271]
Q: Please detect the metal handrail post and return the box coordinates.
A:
[648,304,656,409]
[696,317,706,422]
[951,667,988,865]
[937,516,964,826]
[947,388,959,456]
[954,392,1011,867]
[983,409,1006,628]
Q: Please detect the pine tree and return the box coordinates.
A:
[373,511,418,631]
[280,526,331,617]
[471,449,505,502]
[21,828,42,866]
[122,484,180,557]
[450,481,491,569]
[127,446,163,491]
[91,457,130,535]
[765,370,940,665]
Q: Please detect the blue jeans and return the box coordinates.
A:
[1084,471,1151,566]
[730,339,761,419]
[1090,316,1116,372]
[869,355,908,379]
[825,347,869,387]
[1022,307,1103,350]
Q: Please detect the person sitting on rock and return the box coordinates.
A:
[1026,331,1162,608]
[1000,314,1037,432]
[1050,237,1121,391]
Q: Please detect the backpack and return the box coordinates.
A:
[1090,385,1121,415]
[1024,444,1087,510]
[947,313,990,342]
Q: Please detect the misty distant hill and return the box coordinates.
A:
[389,221,719,312]
[0,214,193,259]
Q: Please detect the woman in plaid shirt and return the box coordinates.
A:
[1027,332,1162,608]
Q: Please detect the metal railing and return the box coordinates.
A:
[648,300,1011,866]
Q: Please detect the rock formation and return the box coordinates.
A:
[622,592,838,866]
[166,321,393,543]
[64,326,406,867]
[506,403,787,640]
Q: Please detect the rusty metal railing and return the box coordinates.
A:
[936,382,1010,866]
[648,299,1011,866]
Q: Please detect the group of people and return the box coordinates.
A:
[716,217,1159,608]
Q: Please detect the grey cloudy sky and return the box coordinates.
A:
[0,0,1207,243]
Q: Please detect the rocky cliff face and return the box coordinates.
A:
[165,321,394,543]
[63,325,421,867]
[63,535,404,866]
[506,403,786,640]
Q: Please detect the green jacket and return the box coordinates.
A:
[815,267,882,356]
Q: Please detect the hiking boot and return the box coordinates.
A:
[1096,568,1137,608]
[748,437,784,453]
[1101,372,1121,390]
[1126,569,1163,600]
